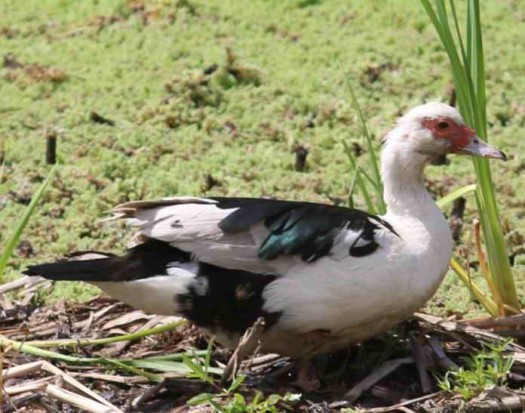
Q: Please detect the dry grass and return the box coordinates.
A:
[2,280,525,412]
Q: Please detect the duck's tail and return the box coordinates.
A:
[23,239,191,282]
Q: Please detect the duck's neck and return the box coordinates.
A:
[380,142,437,217]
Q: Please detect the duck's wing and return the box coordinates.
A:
[111,196,398,275]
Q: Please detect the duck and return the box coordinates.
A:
[25,102,506,364]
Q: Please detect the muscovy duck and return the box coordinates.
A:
[26,103,505,359]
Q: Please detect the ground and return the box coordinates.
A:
[1,1,525,319]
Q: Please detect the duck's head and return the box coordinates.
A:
[385,102,506,162]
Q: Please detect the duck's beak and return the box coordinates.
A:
[457,135,507,161]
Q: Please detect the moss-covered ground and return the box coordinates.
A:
[1,0,525,315]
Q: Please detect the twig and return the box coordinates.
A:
[220,317,265,385]
[464,314,525,330]
[294,145,309,172]
[410,334,433,393]
[25,320,185,348]
[46,384,123,413]
[4,377,50,395]
[74,372,149,385]
[132,380,166,408]
[90,111,115,126]
[2,360,44,380]
[344,357,413,402]
[474,219,503,314]
[0,341,5,408]
[363,391,444,413]
[449,197,466,241]
[428,336,458,371]
[465,395,525,413]
[0,276,45,294]
[42,361,121,410]
[45,133,57,165]
[107,315,179,356]
[2,392,42,413]
[0,336,163,382]
[448,85,456,107]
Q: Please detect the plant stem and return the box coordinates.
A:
[25,321,186,348]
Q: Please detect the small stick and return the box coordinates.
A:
[41,361,122,410]
[449,197,466,242]
[2,392,42,413]
[221,317,265,385]
[466,395,525,413]
[448,86,456,107]
[428,336,458,371]
[409,334,433,393]
[90,111,115,126]
[344,357,413,402]
[464,314,525,329]
[46,384,123,413]
[2,361,44,380]
[362,391,444,413]
[4,377,50,395]
[46,133,57,165]
[132,380,165,408]
[294,145,309,172]
[474,219,504,315]
[0,276,45,294]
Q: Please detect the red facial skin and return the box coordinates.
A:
[422,117,476,152]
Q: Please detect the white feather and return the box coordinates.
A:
[125,202,297,274]
[95,262,199,315]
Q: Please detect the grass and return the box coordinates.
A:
[184,339,301,412]
[0,0,524,317]
[438,340,514,400]
[0,320,195,383]
[422,0,520,316]
[0,164,57,282]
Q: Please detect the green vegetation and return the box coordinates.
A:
[438,340,514,400]
[185,340,301,412]
[1,1,524,314]
[0,320,208,382]
[422,0,519,316]
[189,389,300,413]
[0,163,57,282]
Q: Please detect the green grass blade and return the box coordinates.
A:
[436,184,476,208]
[422,0,520,313]
[449,0,469,74]
[135,350,209,362]
[340,64,385,213]
[450,258,498,317]
[204,337,214,375]
[427,0,475,123]
[468,0,487,131]
[357,166,381,192]
[26,320,186,348]
[103,358,163,382]
[347,164,360,209]
[342,141,377,214]
[355,169,376,214]
[0,164,58,281]
[126,359,223,375]
[351,94,384,211]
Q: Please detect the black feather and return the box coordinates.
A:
[212,197,397,262]
[176,263,280,333]
[24,239,191,282]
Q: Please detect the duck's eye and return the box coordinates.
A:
[437,121,450,130]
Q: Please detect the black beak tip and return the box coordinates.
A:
[500,150,508,162]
